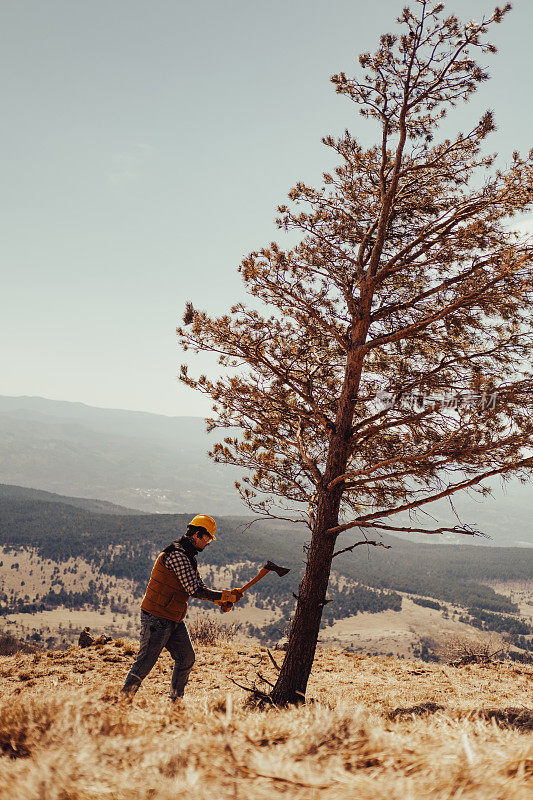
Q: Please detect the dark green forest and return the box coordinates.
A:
[1,493,531,628]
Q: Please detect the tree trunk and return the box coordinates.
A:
[270,501,338,705]
[271,307,372,705]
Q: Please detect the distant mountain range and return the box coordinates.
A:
[0,395,531,546]
[0,394,242,515]
[0,483,145,515]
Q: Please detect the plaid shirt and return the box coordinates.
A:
[163,543,210,598]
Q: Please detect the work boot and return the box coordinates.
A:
[121,678,140,701]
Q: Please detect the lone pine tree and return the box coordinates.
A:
[178,1,533,704]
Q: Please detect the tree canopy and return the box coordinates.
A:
[178,0,533,703]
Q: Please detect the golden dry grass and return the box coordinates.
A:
[0,640,531,799]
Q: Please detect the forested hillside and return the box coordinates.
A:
[1,490,531,620]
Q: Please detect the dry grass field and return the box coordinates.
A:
[0,636,531,799]
[320,596,479,656]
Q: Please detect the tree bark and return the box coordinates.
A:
[270,500,338,705]
[271,308,371,705]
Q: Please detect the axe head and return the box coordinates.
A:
[264,560,290,577]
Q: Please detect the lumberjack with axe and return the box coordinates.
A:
[122,515,290,701]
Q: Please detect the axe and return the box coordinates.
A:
[217,561,290,607]
[238,560,290,593]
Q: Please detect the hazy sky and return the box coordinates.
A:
[2,0,532,416]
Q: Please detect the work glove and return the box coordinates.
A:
[219,589,244,605]
[220,601,233,613]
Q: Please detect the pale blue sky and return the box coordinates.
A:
[2,0,532,416]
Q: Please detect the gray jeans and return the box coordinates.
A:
[122,610,196,699]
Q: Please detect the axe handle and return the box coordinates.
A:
[238,567,269,593]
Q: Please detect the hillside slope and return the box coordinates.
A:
[0,638,531,800]
[0,395,241,514]
[2,491,531,616]
[1,395,532,544]
[1,490,532,658]
[0,484,146,515]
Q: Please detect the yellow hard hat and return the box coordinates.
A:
[188,514,216,540]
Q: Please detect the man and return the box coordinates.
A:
[122,514,243,701]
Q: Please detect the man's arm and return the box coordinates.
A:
[193,575,224,602]
[197,575,244,604]
[164,550,223,602]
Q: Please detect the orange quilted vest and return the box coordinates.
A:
[140,552,189,622]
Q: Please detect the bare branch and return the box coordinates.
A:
[266,649,281,672]
[330,458,533,535]
[332,521,486,537]
[332,539,392,557]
